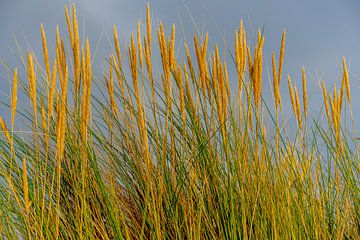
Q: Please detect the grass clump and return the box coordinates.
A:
[0,3,359,239]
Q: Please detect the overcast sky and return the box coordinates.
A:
[1,0,360,122]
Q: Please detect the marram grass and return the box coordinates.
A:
[0,3,359,239]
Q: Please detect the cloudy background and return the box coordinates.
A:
[1,0,360,126]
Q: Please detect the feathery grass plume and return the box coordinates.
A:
[272,52,281,110]
[144,5,154,100]
[287,75,297,121]
[246,84,253,130]
[48,59,57,122]
[342,57,351,105]
[56,27,66,86]
[0,117,12,147]
[129,34,138,97]
[194,34,206,93]
[224,62,230,99]
[113,25,123,73]
[170,24,176,70]
[294,86,302,129]
[213,55,223,135]
[27,53,37,116]
[175,64,186,130]
[272,30,286,111]
[321,80,331,124]
[340,72,346,108]
[235,19,247,96]
[40,24,50,82]
[213,47,227,139]
[272,52,281,154]
[252,30,264,108]
[157,22,171,80]
[202,33,210,96]
[218,51,227,119]
[64,4,80,94]
[22,157,30,214]
[64,5,73,45]
[40,99,47,132]
[302,67,307,118]
[137,21,143,68]
[184,42,196,80]
[278,30,286,84]
[144,37,155,101]
[81,39,92,140]
[11,69,18,128]
[146,3,152,47]
[72,4,80,95]
[329,85,341,140]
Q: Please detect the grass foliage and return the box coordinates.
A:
[0,4,359,239]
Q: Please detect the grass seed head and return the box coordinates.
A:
[302,67,307,118]
[40,24,50,81]
[278,30,286,85]
[342,57,351,105]
[11,69,18,128]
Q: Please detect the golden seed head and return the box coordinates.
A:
[72,3,79,45]
[342,57,351,105]
[157,22,170,80]
[0,117,12,147]
[41,101,47,132]
[272,52,281,110]
[146,3,152,45]
[321,80,330,123]
[287,75,297,121]
[224,62,230,100]
[252,33,264,108]
[48,59,57,121]
[184,42,195,80]
[113,25,123,72]
[176,65,186,128]
[40,24,50,81]
[11,69,18,128]
[247,45,253,74]
[64,5,74,46]
[170,24,176,70]
[294,86,302,129]
[27,53,37,114]
[302,67,307,118]
[235,21,247,96]
[278,30,286,85]
[72,4,80,95]
[137,21,143,68]
[129,34,138,89]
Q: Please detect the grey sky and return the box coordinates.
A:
[1,0,360,122]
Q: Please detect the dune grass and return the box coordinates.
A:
[0,3,359,239]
